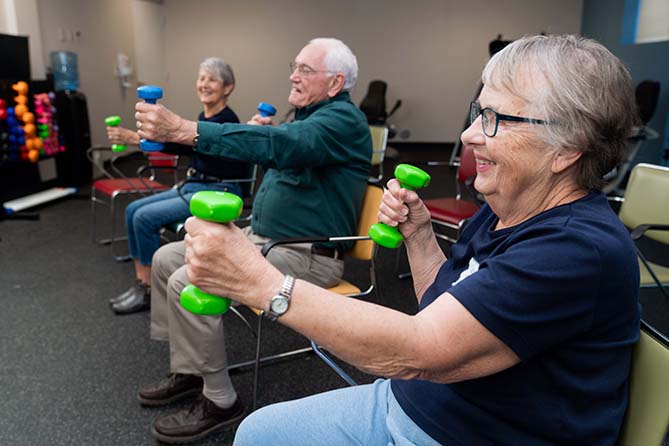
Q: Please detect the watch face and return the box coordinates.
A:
[271,297,289,314]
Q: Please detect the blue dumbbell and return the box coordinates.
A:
[137,85,164,152]
[257,102,277,118]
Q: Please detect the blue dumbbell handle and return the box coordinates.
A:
[257,102,277,118]
[137,85,164,152]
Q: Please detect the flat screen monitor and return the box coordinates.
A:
[0,33,30,80]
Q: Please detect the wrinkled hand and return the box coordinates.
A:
[246,114,273,126]
[183,217,283,307]
[378,179,432,241]
[106,125,140,145]
[135,102,197,145]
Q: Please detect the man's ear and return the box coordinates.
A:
[327,73,346,98]
[552,148,583,174]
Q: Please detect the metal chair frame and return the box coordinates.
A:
[226,184,383,409]
[88,146,179,260]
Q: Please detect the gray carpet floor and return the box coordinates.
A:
[1,144,667,445]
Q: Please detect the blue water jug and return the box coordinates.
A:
[51,51,79,91]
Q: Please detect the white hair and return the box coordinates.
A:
[482,34,637,190]
[199,57,235,91]
[309,37,358,92]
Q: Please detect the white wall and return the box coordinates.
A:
[1,0,46,79]
[162,0,583,142]
[32,0,583,145]
[36,0,137,147]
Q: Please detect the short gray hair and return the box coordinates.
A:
[309,37,358,92]
[482,34,637,190]
[199,57,235,93]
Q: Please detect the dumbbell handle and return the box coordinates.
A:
[179,191,244,315]
[104,115,127,153]
[137,85,164,152]
[257,102,276,118]
[368,164,431,249]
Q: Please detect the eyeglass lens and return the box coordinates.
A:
[469,102,497,137]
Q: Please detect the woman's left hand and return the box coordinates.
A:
[183,217,283,306]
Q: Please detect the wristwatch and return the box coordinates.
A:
[267,275,295,321]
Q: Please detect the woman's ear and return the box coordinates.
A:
[222,83,235,97]
[552,149,583,174]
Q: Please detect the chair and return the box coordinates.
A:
[395,145,480,279]
[227,183,383,409]
[359,80,402,138]
[88,146,179,260]
[423,144,480,244]
[618,319,669,446]
[603,80,661,196]
[369,125,389,183]
[618,163,669,297]
[163,163,260,239]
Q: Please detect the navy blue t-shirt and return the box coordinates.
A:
[163,107,250,179]
[391,192,640,446]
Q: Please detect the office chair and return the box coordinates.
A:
[359,80,402,138]
[603,80,661,196]
[227,183,383,409]
[88,146,179,260]
[369,125,389,183]
[618,319,669,446]
[618,163,669,298]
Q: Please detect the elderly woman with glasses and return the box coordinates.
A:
[185,34,639,445]
[107,57,250,315]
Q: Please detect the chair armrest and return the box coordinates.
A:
[136,164,179,176]
[260,235,371,257]
[631,224,669,241]
[176,176,256,188]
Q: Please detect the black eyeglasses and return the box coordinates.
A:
[289,62,335,76]
[469,101,548,137]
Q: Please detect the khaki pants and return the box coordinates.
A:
[150,226,344,374]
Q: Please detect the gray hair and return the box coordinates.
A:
[309,37,358,92]
[482,34,637,190]
[199,57,235,93]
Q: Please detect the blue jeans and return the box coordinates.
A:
[125,181,241,265]
[234,379,442,446]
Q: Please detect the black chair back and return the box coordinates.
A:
[635,80,660,125]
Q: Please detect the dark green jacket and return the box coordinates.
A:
[195,92,372,250]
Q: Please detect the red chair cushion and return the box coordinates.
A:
[424,197,479,225]
[93,178,170,196]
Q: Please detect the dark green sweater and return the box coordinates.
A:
[195,92,372,250]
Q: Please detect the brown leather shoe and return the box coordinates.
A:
[151,395,245,444]
[138,373,203,407]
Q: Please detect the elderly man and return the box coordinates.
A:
[134,37,371,443]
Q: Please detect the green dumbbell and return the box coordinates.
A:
[104,115,127,152]
[179,191,244,315]
[368,164,431,249]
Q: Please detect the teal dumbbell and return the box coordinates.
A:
[179,191,244,315]
[368,164,431,249]
[104,115,127,152]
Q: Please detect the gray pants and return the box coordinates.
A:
[150,226,344,375]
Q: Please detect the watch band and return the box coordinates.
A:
[267,275,295,321]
